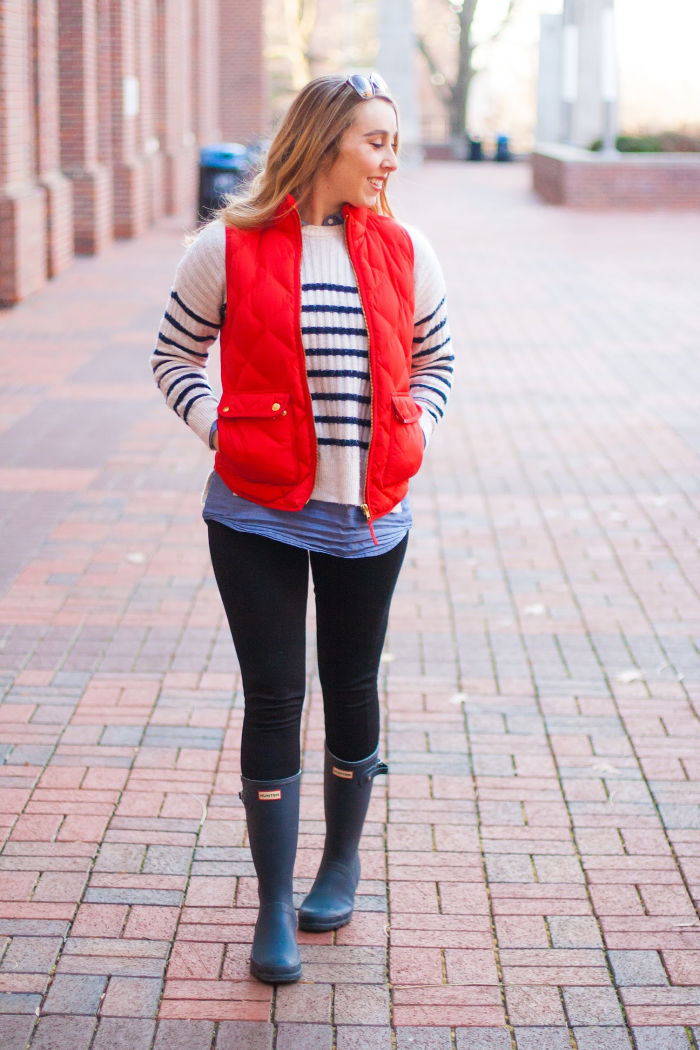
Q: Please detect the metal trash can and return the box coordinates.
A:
[495,135,511,162]
[467,137,483,162]
[197,143,251,222]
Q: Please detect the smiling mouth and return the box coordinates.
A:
[368,178,384,191]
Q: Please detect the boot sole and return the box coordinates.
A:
[298,911,353,933]
[250,959,302,984]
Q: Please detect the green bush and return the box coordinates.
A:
[590,132,700,152]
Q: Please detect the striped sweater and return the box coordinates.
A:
[151,217,453,506]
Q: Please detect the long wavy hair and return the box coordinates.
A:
[218,74,398,229]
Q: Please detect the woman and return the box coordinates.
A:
[152,73,453,984]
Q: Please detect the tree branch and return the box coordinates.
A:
[298,0,317,41]
[486,0,520,45]
[415,34,454,105]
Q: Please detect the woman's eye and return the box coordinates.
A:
[370,142,382,149]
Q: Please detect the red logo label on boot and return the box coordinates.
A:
[332,766,354,779]
[258,789,282,800]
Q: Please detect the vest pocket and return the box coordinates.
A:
[217,392,299,485]
[384,392,424,486]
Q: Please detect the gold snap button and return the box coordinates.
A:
[272,402,281,412]
[222,406,230,412]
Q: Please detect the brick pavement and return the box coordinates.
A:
[0,162,699,1049]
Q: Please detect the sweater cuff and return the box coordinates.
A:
[418,409,436,449]
[184,395,219,448]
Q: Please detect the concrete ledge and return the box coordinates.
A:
[532,143,700,208]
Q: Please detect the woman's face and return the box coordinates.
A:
[314,98,399,215]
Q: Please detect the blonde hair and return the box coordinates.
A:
[218,74,398,230]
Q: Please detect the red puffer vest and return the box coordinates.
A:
[214,195,423,527]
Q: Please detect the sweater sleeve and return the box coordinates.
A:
[402,223,454,448]
[150,220,226,447]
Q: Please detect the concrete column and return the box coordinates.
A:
[376,0,422,162]
[0,0,47,303]
[537,0,618,150]
[600,0,618,153]
[567,0,618,149]
[536,13,563,145]
[560,0,578,143]
[57,0,113,254]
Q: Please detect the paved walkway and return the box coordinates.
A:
[1,162,699,1050]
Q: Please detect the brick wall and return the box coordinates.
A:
[532,145,700,209]
[137,0,164,226]
[156,0,198,215]
[58,0,114,255]
[0,0,264,305]
[0,1,47,302]
[220,0,266,144]
[193,0,220,144]
[33,0,74,279]
[110,0,148,238]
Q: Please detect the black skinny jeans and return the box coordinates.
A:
[207,521,408,780]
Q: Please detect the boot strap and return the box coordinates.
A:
[356,759,388,786]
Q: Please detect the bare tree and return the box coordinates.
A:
[417,0,520,145]
[267,0,319,91]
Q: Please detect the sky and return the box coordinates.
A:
[469,0,700,137]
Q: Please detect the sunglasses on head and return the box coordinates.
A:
[345,73,391,99]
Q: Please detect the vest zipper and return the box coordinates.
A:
[295,210,318,504]
[344,214,378,546]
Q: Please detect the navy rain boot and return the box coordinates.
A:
[240,771,302,983]
[298,744,387,932]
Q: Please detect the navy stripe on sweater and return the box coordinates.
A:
[305,347,369,358]
[302,324,367,337]
[413,337,452,360]
[171,291,221,330]
[413,316,447,344]
[413,375,452,397]
[314,415,370,427]
[152,361,184,378]
[317,437,370,450]
[418,402,441,424]
[173,381,210,413]
[303,282,358,294]
[415,297,446,328]
[163,311,213,343]
[155,335,209,359]
[416,365,454,380]
[302,304,364,315]
[165,371,207,399]
[311,392,371,404]
[307,368,369,380]
[183,392,211,423]
[412,381,448,405]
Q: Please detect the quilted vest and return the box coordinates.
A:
[214,195,422,525]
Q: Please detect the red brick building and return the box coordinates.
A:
[0,0,265,304]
